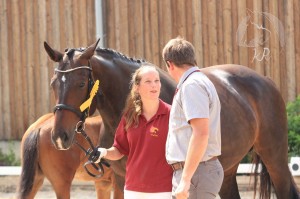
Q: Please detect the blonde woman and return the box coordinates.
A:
[95,64,173,199]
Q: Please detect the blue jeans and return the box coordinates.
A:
[172,159,224,199]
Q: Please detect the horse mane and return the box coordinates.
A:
[65,46,147,65]
[95,47,146,64]
[65,47,86,58]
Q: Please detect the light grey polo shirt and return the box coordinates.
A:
[166,66,221,164]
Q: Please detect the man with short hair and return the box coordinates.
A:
[162,37,224,199]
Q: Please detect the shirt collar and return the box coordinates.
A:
[140,99,169,123]
[156,99,169,116]
[177,66,199,90]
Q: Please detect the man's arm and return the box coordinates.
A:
[175,118,209,199]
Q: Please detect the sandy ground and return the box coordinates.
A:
[0,175,299,199]
[0,176,98,199]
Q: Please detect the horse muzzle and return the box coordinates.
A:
[51,129,74,150]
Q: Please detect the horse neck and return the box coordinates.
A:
[95,99,122,131]
[91,53,138,131]
[91,50,176,129]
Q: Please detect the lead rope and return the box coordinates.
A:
[74,123,110,178]
[74,79,110,178]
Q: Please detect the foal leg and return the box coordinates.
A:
[112,182,124,199]
[94,168,124,199]
[50,180,72,199]
[20,173,44,199]
[219,164,241,199]
[43,165,74,199]
[94,179,113,199]
[40,157,74,199]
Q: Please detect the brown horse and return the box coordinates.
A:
[44,39,300,199]
[17,113,123,199]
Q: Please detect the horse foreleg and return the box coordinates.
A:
[95,178,113,199]
[219,164,241,199]
[113,182,124,199]
[49,181,71,199]
[42,161,74,199]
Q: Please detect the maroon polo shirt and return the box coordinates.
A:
[113,99,172,192]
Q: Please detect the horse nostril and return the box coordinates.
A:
[51,130,71,150]
[62,131,69,142]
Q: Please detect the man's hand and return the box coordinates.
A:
[175,179,190,199]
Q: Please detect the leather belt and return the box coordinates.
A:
[170,156,218,171]
[170,161,185,171]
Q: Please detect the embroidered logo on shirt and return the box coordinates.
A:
[150,126,159,137]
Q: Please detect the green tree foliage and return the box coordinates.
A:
[0,142,20,166]
[287,96,300,157]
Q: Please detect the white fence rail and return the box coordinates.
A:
[1,157,299,176]
[0,166,21,175]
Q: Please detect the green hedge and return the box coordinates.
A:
[287,96,300,157]
[0,142,20,166]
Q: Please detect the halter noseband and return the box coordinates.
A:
[53,65,94,122]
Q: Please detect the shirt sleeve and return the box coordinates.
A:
[181,80,210,122]
[113,116,130,156]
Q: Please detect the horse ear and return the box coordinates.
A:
[81,38,100,60]
[44,41,63,62]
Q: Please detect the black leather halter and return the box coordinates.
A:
[52,63,110,177]
[53,64,94,122]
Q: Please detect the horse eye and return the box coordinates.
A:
[79,82,85,88]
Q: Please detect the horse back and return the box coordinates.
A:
[201,64,288,168]
[21,113,53,154]
[23,113,53,135]
[202,64,285,116]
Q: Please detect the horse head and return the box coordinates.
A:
[44,39,100,150]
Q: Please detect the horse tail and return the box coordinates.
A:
[290,175,300,199]
[259,160,272,199]
[252,153,300,199]
[252,152,272,199]
[17,128,40,199]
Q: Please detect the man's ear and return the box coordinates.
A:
[167,61,174,70]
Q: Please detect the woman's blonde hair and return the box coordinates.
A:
[123,64,159,130]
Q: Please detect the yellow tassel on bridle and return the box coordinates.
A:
[80,80,100,112]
